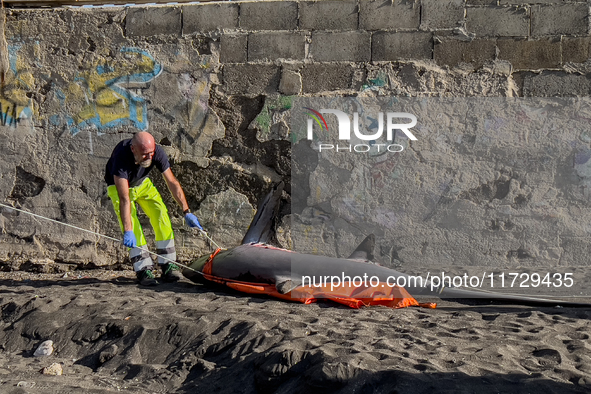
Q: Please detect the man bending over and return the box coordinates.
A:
[104,131,202,285]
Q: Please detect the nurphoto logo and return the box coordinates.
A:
[304,107,418,153]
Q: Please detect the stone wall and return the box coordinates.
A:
[1,0,590,272]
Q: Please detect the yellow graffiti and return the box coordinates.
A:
[64,48,161,134]
[0,46,34,127]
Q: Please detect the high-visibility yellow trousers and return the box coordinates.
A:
[107,178,176,271]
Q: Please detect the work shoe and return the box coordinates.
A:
[136,267,158,286]
[161,263,183,283]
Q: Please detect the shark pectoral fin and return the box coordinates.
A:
[275,277,301,295]
[348,234,375,261]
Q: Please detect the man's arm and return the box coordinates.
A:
[162,168,190,212]
[162,168,203,230]
[114,175,133,232]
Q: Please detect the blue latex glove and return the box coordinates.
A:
[123,231,137,248]
[185,212,203,230]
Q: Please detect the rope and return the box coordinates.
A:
[0,201,222,275]
[198,229,222,250]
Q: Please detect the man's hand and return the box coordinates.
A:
[185,213,203,230]
[123,231,137,248]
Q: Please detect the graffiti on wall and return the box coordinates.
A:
[51,47,162,135]
[361,71,388,92]
[254,96,293,141]
[0,44,34,128]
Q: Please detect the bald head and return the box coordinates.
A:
[131,132,156,168]
[131,132,155,151]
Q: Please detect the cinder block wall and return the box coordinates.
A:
[1,0,590,271]
[200,0,591,96]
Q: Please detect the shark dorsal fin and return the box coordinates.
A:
[348,234,375,261]
[241,182,284,245]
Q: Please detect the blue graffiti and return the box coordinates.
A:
[58,47,162,136]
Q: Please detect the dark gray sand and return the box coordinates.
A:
[0,271,590,394]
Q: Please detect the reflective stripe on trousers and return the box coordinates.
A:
[130,246,153,271]
[155,239,176,265]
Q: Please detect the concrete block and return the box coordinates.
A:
[240,1,298,30]
[220,34,248,63]
[372,32,433,61]
[522,72,591,97]
[531,4,589,36]
[563,37,591,64]
[421,0,465,30]
[223,64,280,95]
[248,32,306,61]
[466,6,529,37]
[499,0,567,4]
[310,32,371,62]
[299,0,358,30]
[125,6,181,37]
[434,38,496,68]
[182,3,238,34]
[279,69,302,95]
[467,0,498,4]
[301,63,356,93]
[497,38,561,70]
[359,0,420,30]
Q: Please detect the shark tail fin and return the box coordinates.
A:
[348,234,375,261]
[241,182,284,245]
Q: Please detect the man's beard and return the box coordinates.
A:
[138,159,152,168]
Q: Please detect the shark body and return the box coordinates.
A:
[184,183,591,308]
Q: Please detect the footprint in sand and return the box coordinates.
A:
[418,321,437,329]
[533,348,562,363]
[569,331,589,340]
[520,348,562,371]
[413,359,430,371]
[481,314,499,321]
[563,340,588,354]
